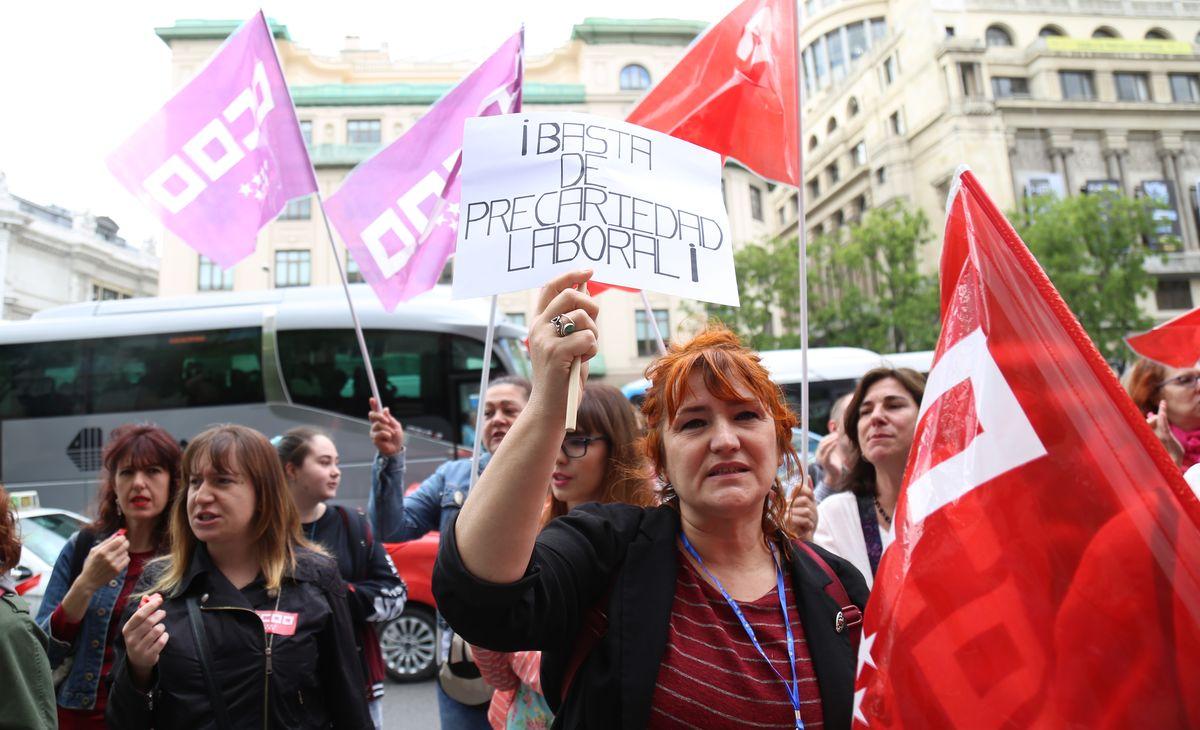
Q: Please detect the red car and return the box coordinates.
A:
[380,532,440,681]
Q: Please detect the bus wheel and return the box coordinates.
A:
[380,604,438,682]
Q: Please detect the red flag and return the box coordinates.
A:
[854,169,1200,728]
[588,281,639,296]
[625,0,798,185]
[1126,306,1200,368]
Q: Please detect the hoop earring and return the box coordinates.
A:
[660,481,677,502]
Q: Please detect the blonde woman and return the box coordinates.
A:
[107,425,371,729]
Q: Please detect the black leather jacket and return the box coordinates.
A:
[107,545,371,729]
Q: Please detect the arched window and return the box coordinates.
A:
[1145,28,1172,40]
[827,117,838,133]
[847,96,860,116]
[808,135,819,150]
[619,64,651,91]
[1091,26,1119,38]
[985,25,1014,47]
[1039,25,1065,38]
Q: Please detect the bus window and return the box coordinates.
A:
[0,328,263,419]
[780,379,858,435]
[279,329,476,441]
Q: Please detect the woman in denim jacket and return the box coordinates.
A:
[368,375,530,730]
[34,424,181,728]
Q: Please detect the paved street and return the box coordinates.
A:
[381,679,440,729]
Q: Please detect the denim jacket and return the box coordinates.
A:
[33,529,130,710]
[368,449,490,542]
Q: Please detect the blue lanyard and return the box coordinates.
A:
[680,532,804,730]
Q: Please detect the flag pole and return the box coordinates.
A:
[260,11,383,409]
[317,199,383,407]
[468,295,499,490]
[640,290,669,356]
[792,0,810,478]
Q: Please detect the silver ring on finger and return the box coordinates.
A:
[550,313,577,337]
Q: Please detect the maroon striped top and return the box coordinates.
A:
[647,549,824,729]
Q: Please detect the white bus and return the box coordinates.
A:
[0,285,529,514]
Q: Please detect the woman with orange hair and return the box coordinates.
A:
[1124,358,1200,470]
[435,270,868,729]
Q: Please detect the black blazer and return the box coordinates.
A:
[434,503,870,729]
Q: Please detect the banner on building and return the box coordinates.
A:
[452,112,738,306]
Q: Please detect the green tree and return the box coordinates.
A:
[704,201,939,353]
[806,203,940,352]
[1010,191,1159,362]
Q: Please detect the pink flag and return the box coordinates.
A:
[324,31,523,311]
[107,12,316,268]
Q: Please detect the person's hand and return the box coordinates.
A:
[784,477,818,541]
[528,269,599,413]
[78,531,130,592]
[122,593,169,688]
[1148,400,1185,466]
[814,432,848,484]
[368,397,404,457]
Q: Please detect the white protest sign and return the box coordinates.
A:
[452,112,739,306]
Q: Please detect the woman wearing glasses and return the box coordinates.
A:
[472,383,653,729]
[1124,359,1200,470]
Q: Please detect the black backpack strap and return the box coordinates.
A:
[68,528,97,585]
[334,505,370,582]
[187,596,233,729]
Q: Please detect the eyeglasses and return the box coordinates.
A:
[1158,372,1200,389]
[561,435,608,459]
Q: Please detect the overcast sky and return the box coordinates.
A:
[0,1,734,250]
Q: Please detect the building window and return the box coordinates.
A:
[889,110,905,135]
[1169,73,1200,102]
[847,96,860,116]
[275,250,312,288]
[870,18,887,42]
[1060,71,1096,100]
[876,166,887,184]
[808,135,819,150]
[1145,28,1172,40]
[619,64,651,91]
[992,76,1030,98]
[1115,72,1151,101]
[847,22,869,61]
[828,117,839,133]
[1092,26,1119,39]
[505,312,527,327]
[1156,280,1193,310]
[852,141,867,167]
[280,196,311,220]
[827,29,847,81]
[635,309,670,357]
[827,162,840,185]
[91,284,131,301]
[299,120,313,146]
[1039,25,1065,38]
[945,26,956,38]
[749,187,764,221]
[198,255,233,291]
[347,119,381,145]
[882,55,898,85]
[808,178,821,199]
[813,35,829,89]
[854,194,868,216]
[985,25,1013,47]
[958,62,982,97]
[346,253,364,284]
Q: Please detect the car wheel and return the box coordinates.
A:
[379,604,438,682]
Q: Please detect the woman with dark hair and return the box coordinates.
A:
[473,383,654,728]
[276,426,406,730]
[35,423,181,728]
[0,483,57,728]
[814,367,925,588]
[107,424,370,729]
[1123,357,1200,470]
[368,375,533,728]
[435,270,868,729]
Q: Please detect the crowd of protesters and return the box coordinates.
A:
[4,270,1197,729]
